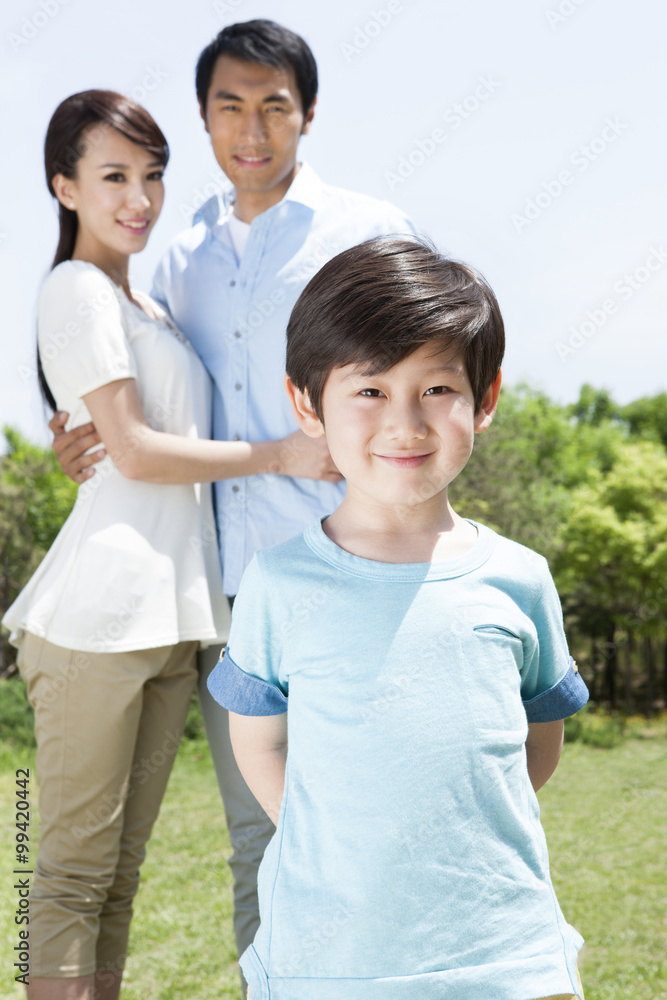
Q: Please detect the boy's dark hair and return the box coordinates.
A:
[286,236,505,421]
[195,19,318,114]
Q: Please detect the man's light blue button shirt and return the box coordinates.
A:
[151,163,416,595]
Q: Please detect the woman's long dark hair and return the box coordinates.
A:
[38,90,169,410]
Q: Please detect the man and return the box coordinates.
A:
[51,18,416,990]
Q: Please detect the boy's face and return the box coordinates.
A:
[289,342,500,513]
[199,55,314,206]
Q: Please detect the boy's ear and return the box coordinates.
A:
[474,369,502,434]
[284,375,325,438]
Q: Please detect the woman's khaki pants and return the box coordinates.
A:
[17,632,198,978]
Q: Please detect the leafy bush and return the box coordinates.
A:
[0,678,36,750]
[184,690,206,741]
[564,704,626,748]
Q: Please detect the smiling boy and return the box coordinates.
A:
[208,236,589,999]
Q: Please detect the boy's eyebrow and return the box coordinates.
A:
[421,364,467,376]
[339,363,467,381]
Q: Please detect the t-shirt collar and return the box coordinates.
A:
[193,161,323,231]
[303,518,497,582]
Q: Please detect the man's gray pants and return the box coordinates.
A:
[197,644,275,997]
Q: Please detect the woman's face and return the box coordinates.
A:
[54,126,165,270]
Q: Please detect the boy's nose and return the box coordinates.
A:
[383,403,428,440]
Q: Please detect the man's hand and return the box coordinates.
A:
[275,429,343,482]
[48,411,106,484]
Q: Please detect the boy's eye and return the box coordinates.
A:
[424,385,451,396]
[359,388,384,397]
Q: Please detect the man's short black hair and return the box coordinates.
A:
[286,236,505,422]
[195,19,318,114]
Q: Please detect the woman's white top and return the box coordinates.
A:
[2,260,231,653]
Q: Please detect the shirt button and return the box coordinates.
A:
[234,330,241,339]
[232,485,239,493]
[235,382,242,391]
[233,434,241,441]
[229,280,236,287]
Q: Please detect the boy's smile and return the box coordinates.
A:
[317,343,498,514]
[286,343,500,561]
[287,341,501,558]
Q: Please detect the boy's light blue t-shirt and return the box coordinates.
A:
[208,520,588,1000]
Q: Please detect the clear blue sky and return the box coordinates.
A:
[1,0,665,444]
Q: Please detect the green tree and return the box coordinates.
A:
[0,427,76,670]
[568,384,620,427]
[554,441,667,710]
[453,384,625,561]
[621,392,667,448]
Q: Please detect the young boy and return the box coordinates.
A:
[208,236,589,1000]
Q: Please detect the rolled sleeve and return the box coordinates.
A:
[523,658,589,722]
[207,650,288,716]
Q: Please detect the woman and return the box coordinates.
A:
[2,90,336,1000]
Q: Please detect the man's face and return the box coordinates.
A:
[200,55,314,207]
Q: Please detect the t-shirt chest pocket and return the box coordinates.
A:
[465,617,527,735]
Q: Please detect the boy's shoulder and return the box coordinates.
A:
[477,523,558,608]
[487,527,550,573]
[246,523,332,587]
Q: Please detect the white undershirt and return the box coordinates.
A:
[228,213,251,262]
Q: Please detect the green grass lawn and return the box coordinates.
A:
[2,718,666,999]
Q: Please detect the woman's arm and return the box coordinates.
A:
[228,711,288,825]
[80,378,341,485]
[525,719,564,792]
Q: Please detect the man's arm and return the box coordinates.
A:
[49,410,106,483]
[525,719,564,792]
[48,392,342,486]
[228,711,288,825]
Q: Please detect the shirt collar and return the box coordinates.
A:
[193,161,324,230]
